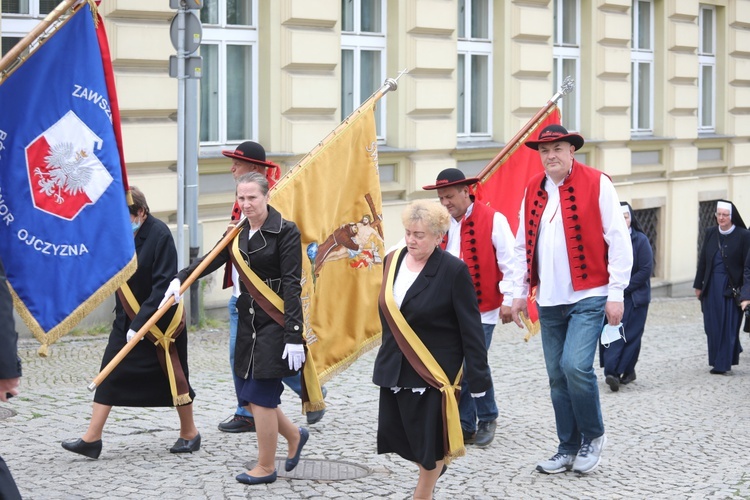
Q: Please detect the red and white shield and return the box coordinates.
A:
[25,110,113,220]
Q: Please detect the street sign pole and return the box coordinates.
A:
[170,0,203,324]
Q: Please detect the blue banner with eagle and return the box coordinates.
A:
[0,2,136,355]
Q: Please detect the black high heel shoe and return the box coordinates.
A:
[61,438,103,459]
[170,433,201,453]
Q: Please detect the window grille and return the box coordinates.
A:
[634,207,658,277]
[698,200,718,256]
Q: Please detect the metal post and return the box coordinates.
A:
[176,6,186,270]
[185,76,200,326]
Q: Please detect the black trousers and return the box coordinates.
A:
[0,455,21,500]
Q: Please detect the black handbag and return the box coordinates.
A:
[744,308,750,333]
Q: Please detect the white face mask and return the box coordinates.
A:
[600,323,623,347]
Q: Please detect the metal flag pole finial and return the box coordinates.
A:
[550,75,575,105]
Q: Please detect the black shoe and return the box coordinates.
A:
[462,429,476,445]
[61,438,102,459]
[605,374,620,392]
[218,414,256,433]
[710,368,727,375]
[285,427,309,472]
[170,433,201,453]
[236,470,277,485]
[474,420,497,448]
[306,386,328,424]
[620,371,636,385]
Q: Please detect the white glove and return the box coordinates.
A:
[158,278,182,309]
[125,329,142,342]
[282,343,305,371]
[470,392,486,398]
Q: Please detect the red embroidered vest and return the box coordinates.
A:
[441,201,503,312]
[522,161,609,291]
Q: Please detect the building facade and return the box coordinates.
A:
[3,0,749,318]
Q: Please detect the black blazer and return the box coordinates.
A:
[0,258,21,380]
[694,225,750,298]
[372,247,492,394]
[116,214,179,335]
[177,205,304,379]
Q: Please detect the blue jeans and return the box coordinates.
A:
[228,295,303,417]
[538,296,607,455]
[459,323,499,432]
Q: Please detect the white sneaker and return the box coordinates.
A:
[572,434,607,473]
[535,453,576,474]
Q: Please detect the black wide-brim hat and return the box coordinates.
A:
[221,141,278,169]
[422,168,480,190]
[524,124,584,151]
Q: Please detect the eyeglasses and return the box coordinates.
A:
[715,213,730,218]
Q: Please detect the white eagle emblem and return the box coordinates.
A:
[35,142,93,204]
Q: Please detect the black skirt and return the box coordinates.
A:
[93,326,195,407]
[377,386,444,470]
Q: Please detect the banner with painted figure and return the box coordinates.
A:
[0,3,136,354]
[270,101,384,392]
[476,107,562,338]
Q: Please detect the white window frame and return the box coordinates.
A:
[457,0,493,141]
[341,0,387,141]
[698,4,716,133]
[631,0,655,135]
[552,0,580,132]
[199,0,259,148]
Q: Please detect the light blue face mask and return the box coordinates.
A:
[600,323,623,347]
[131,220,142,234]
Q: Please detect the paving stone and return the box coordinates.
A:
[2,298,750,498]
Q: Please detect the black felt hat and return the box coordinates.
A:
[524,124,584,151]
[221,141,277,169]
[422,168,480,190]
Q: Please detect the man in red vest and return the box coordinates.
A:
[216,141,326,433]
[423,169,516,448]
[510,125,632,474]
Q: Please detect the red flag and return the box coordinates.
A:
[476,107,561,337]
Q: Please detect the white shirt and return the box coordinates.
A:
[512,173,632,306]
[445,203,516,324]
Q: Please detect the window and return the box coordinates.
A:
[341,0,386,138]
[1,0,57,56]
[631,0,654,134]
[698,5,716,133]
[199,0,257,145]
[552,0,580,132]
[457,0,491,139]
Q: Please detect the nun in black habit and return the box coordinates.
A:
[693,200,750,374]
[600,202,653,391]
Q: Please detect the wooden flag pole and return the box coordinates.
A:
[0,0,85,84]
[476,76,575,182]
[87,217,246,391]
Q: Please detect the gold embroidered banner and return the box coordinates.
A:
[270,101,384,387]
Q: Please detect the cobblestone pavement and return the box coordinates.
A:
[3,298,750,499]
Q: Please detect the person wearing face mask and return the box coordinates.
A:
[694,200,750,375]
[61,186,200,459]
[599,202,653,391]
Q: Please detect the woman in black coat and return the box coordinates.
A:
[693,200,750,374]
[373,200,491,499]
[61,186,199,460]
[164,172,307,485]
[600,203,653,391]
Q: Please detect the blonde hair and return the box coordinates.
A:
[401,200,450,237]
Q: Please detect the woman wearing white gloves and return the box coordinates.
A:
[61,186,199,460]
[162,172,308,485]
